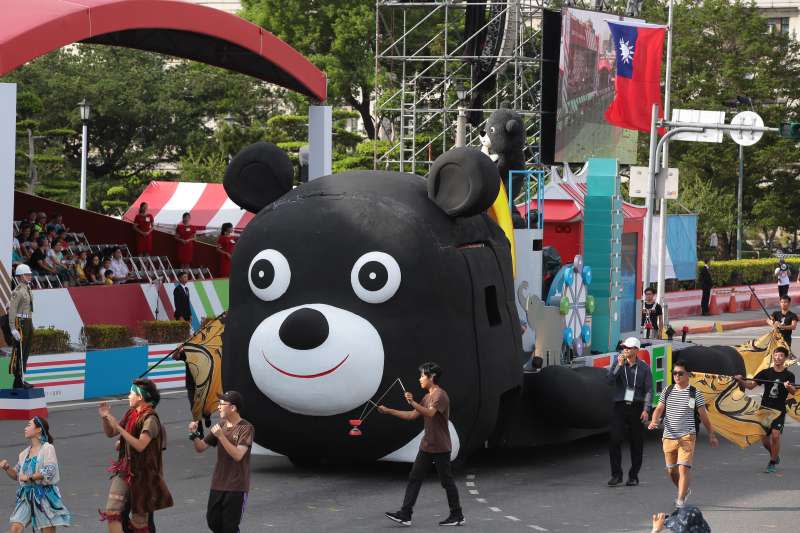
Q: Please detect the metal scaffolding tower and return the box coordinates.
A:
[375,0,546,178]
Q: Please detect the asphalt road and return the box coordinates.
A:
[0,331,798,532]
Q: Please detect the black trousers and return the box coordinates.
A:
[207,490,246,533]
[10,318,33,387]
[700,287,711,315]
[609,401,645,479]
[401,450,462,516]
[779,284,790,299]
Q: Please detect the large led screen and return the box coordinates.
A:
[553,7,640,164]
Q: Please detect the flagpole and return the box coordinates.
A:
[655,0,675,310]
[642,103,659,294]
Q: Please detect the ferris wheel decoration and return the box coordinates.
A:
[559,255,594,357]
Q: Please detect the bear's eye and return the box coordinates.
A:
[248,249,290,302]
[351,252,401,304]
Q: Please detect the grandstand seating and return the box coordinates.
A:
[13,216,214,290]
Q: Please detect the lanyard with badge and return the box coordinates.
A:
[624,362,638,404]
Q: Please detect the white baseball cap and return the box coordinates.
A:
[15,264,32,276]
[621,336,641,349]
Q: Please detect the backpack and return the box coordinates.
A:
[663,384,701,433]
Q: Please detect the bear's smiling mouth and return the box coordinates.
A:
[261,351,350,379]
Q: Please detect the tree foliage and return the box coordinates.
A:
[638,0,800,257]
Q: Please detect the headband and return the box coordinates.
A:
[33,416,49,444]
[130,384,153,404]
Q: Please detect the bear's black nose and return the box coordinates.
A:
[279,308,330,350]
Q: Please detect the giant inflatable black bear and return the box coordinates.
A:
[221,142,522,462]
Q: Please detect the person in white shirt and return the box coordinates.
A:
[109,248,131,282]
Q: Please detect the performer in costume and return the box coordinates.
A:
[216,223,236,278]
[133,203,154,256]
[98,379,173,533]
[175,212,195,269]
[9,264,35,389]
[0,417,71,532]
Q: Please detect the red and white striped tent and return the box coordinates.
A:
[123,181,255,233]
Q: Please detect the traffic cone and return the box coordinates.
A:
[728,291,738,313]
[747,290,760,311]
[708,292,720,315]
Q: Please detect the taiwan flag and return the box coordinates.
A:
[604,21,667,133]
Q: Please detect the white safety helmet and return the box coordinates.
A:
[14,264,32,277]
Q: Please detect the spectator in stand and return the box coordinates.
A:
[28,238,55,277]
[109,248,131,283]
[175,212,195,269]
[100,257,113,282]
[17,225,32,256]
[33,213,47,234]
[25,210,37,227]
[49,241,74,286]
[217,223,236,278]
[73,250,89,285]
[133,202,154,256]
[46,213,67,234]
[104,270,115,286]
[86,254,103,285]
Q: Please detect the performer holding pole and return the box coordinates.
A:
[735,346,797,473]
[379,363,464,527]
[9,265,35,389]
[766,295,797,351]
[98,379,173,533]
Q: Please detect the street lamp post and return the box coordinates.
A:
[78,99,91,210]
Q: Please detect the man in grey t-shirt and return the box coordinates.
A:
[649,360,718,508]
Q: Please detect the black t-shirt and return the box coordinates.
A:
[770,310,797,345]
[27,249,46,272]
[641,302,663,328]
[755,367,795,411]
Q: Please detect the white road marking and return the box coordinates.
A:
[529,525,549,531]
[489,507,502,513]
[505,515,520,521]
[467,474,476,479]
[476,498,487,503]
[466,481,475,487]
[468,489,479,495]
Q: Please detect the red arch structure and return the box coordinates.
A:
[0,0,326,100]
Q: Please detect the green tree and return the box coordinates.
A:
[638,0,800,258]
[241,0,378,139]
[2,45,279,211]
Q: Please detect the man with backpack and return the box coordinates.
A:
[649,360,719,508]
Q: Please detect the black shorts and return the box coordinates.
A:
[767,412,786,434]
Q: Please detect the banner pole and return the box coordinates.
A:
[656,0,675,310]
[642,104,659,294]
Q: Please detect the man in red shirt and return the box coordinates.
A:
[379,362,464,527]
[133,202,154,256]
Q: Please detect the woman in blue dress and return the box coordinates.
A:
[0,417,71,532]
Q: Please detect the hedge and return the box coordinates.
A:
[141,320,191,344]
[30,327,70,355]
[698,258,800,287]
[81,324,131,349]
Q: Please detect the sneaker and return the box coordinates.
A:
[765,462,777,474]
[385,511,411,526]
[625,477,639,486]
[675,498,684,508]
[775,456,780,465]
[607,476,623,486]
[439,514,465,526]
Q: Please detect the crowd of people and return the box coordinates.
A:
[11,205,238,288]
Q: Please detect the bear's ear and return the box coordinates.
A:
[505,118,522,135]
[427,147,500,218]
[223,141,294,213]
